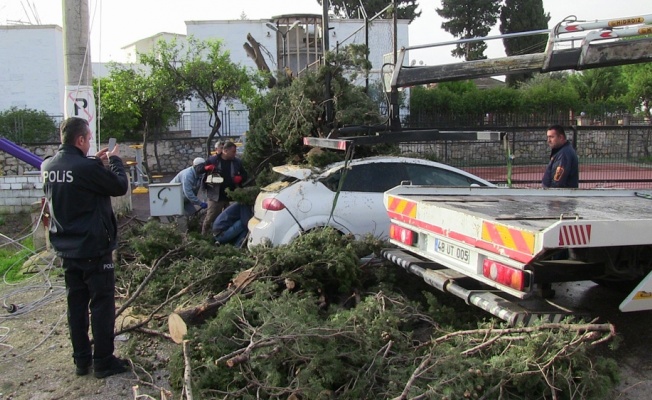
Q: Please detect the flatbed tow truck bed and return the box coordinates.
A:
[382,186,652,325]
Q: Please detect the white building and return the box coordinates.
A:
[0,25,64,116]
[0,15,408,137]
[121,32,187,63]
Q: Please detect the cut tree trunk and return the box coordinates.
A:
[168,268,257,342]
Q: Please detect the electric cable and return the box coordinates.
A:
[0,209,67,363]
[0,310,67,363]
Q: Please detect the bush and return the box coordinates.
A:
[0,107,57,142]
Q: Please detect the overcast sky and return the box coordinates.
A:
[1,0,650,65]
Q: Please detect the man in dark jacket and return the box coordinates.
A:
[201,141,248,235]
[41,117,130,379]
[542,124,579,188]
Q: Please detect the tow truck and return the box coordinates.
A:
[383,186,652,325]
[304,13,652,325]
[381,13,652,325]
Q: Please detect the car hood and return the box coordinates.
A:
[272,165,316,180]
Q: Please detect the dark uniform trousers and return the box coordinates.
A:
[62,254,116,363]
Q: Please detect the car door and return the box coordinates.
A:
[330,162,408,239]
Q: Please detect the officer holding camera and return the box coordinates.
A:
[41,117,130,378]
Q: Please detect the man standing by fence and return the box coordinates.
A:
[542,124,579,188]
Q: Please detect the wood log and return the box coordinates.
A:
[168,313,187,344]
[243,33,276,88]
[168,268,257,337]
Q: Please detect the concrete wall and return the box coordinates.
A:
[0,172,132,216]
[0,136,210,215]
[0,174,43,214]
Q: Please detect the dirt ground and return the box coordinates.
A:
[1,210,652,399]
[0,212,175,400]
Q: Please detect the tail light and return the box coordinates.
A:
[262,198,286,211]
[482,259,525,291]
[389,224,415,246]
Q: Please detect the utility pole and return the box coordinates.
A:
[63,0,97,154]
[389,0,401,130]
[322,0,333,128]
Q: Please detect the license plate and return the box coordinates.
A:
[435,238,470,264]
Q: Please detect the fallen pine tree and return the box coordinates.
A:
[116,221,621,400]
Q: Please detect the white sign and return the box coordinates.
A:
[65,85,97,154]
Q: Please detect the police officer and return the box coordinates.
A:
[42,117,130,378]
[542,124,579,188]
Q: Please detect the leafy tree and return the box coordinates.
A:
[95,63,184,175]
[319,0,422,23]
[568,69,621,103]
[437,0,501,60]
[567,67,628,119]
[94,74,140,141]
[499,0,550,87]
[0,107,57,142]
[621,62,652,156]
[140,37,263,158]
[622,62,652,122]
[518,72,580,115]
[409,71,596,124]
[409,81,525,126]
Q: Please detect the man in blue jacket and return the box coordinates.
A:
[170,157,208,215]
[542,124,579,188]
[41,117,130,378]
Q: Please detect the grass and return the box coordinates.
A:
[0,237,36,283]
[0,213,37,283]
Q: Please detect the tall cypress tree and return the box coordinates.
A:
[500,0,550,87]
[437,0,501,61]
[319,0,421,23]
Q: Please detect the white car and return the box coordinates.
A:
[247,156,495,248]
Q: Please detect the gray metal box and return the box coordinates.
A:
[148,183,184,216]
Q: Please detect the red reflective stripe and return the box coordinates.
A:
[568,225,577,244]
[511,230,531,253]
[484,223,505,246]
[558,225,592,246]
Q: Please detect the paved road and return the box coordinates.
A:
[549,281,652,399]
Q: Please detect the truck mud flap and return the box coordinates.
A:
[381,248,585,327]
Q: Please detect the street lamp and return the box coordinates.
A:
[266,20,301,69]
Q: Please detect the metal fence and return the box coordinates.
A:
[398,122,652,188]
[166,110,249,137]
[37,109,652,188]
[38,110,250,140]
